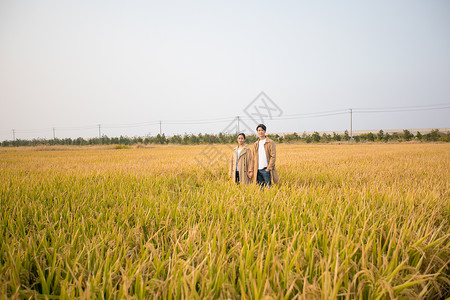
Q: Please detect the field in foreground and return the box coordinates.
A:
[0,144,449,299]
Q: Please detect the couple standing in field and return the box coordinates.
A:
[229,124,279,186]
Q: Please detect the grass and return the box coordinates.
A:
[0,143,449,299]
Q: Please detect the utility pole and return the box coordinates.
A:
[350,109,353,138]
[98,124,101,138]
[53,127,56,140]
[12,129,15,141]
[159,121,162,135]
[237,116,240,134]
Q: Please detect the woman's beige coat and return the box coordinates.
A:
[229,145,253,185]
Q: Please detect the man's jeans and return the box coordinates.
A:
[257,168,271,187]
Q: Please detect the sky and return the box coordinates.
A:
[1,0,449,140]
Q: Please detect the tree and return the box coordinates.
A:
[322,133,331,142]
[284,133,296,143]
[182,135,190,145]
[343,130,350,141]
[305,135,312,143]
[377,130,384,141]
[425,129,441,142]
[391,132,399,141]
[156,134,167,144]
[402,130,414,141]
[312,132,321,142]
[169,135,182,144]
[332,132,341,141]
[416,131,423,141]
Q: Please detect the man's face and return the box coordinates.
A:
[257,127,266,138]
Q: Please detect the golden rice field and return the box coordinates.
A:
[0,143,449,299]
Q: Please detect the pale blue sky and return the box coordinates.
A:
[1,0,449,140]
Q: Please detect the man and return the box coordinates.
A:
[249,124,279,186]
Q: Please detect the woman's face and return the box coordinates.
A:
[237,135,245,146]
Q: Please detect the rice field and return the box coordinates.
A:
[0,143,449,299]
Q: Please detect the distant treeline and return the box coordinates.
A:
[1,129,448,147]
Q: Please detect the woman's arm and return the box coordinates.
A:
[266,141,276,171]
[248,148,253,178]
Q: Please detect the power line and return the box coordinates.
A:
[355,106,450,114]
[12,128,54,134]
[1,103,448,140]
[57,125,99,131]
[271,111,349,120]
[164,118,236,125]
[102,121,160,129]
[273,109,348,118]
[353,102,450,110]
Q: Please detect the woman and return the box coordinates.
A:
[229,133,253,184]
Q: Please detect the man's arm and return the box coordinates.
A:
[266,141,276,171]
[248,148,253,178]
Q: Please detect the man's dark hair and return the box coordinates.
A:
[256,124,266,131]
[238,133,246,139]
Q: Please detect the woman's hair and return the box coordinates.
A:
[238,133,246,139]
